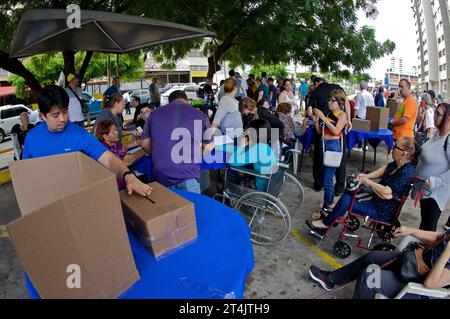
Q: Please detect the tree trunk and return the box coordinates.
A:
[207,54,221,80]
[206,36,236,80]
[0,51,42,98]
[79,51,94,83]
[63,51,76,78]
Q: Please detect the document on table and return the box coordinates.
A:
[214,135,234,146]
[127,146,143,154]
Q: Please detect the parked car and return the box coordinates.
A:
[81,92,103,121]
[129,89,150,104]
[0,104,40,143]
[160,82,197,94]
[160,85,199,106]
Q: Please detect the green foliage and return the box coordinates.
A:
[133,0,395,77]
[9,52,144,98]
[249,65,289,79]
[296,71,314,81]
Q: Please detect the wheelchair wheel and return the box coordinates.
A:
[373,242,397,252]
[278,172,304,218]
[347,215,360,232]
[234,192,291,246]
[333,240,352,259]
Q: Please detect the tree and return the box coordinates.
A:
[249,65,288,79]
[0,0,138,98]
[131,0,395,79]
[9,52,144,99]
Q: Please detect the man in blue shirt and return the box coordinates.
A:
[103,76,120,98]
[23,85,152,197]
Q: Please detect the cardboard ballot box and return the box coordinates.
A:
[366,106,389,132]
[120,182,197,259]
[352,118,371,132]
[387,100,399,119]
[7,152,139,299]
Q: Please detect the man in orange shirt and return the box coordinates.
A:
[390,79,418,140]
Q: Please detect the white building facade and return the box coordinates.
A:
[412,0,450,98]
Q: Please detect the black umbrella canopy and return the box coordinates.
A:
[10,9,214,58]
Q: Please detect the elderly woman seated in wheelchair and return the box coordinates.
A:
[215,119,304,246]
[306,136,418,233]
[309,226,450,299]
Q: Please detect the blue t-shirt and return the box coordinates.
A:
[104,85,120,97]
[301,82,310,98]
[229,143,277,191]
[257,84,270,101]
[22,121,107,160]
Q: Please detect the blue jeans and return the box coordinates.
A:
[323,140,341,209]
[323,193,380,227]
[169,178,201,194]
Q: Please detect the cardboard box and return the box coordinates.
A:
[387,100,399,118]
[366,106,390,132]
[120,182,197,258]
[7,152,140,299]
[352,118,371,132]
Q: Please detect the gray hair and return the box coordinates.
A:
[421,93,432,106]
[360,81,369,90]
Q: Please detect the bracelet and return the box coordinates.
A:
[122,170,135,181]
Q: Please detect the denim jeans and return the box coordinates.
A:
[169,178,201,194]
[323,139,341,209]
[323,193,381,227]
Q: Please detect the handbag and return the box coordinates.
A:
[322,126,343,168]
[396,242,430,283]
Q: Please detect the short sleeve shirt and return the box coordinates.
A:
[22,122,107,161]
[371,162,415,222]
[142,101,212,187]
[394,95,418,139]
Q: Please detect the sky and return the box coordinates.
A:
[357,0,417,80]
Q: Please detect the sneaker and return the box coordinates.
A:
[352,147,363,153]
[309,265,335,291]
[444,222,450,231]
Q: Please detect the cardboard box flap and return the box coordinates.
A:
[60,180,139,298]
[9,152,114,217]
[7,200,103,298]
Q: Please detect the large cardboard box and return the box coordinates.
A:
[120,182,197,258]
[366,106,390,132]
[387,100,399,118]
[352,118,371,132]
[7,152,140,299]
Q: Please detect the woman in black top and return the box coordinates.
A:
[309,226,450,299]
[12,112,35,160]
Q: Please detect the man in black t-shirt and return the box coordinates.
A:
[307,77,352,194]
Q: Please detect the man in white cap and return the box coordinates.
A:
[65,72,86,127]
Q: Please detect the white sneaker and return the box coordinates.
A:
[352,147,363,153]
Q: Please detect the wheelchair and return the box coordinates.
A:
[310,175,429,259]
[214,163,304,246]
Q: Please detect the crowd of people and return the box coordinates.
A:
[11,67,450,299]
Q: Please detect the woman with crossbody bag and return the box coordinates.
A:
[308,226,450,299]
[414,103,450,231]
[312,89,347,215]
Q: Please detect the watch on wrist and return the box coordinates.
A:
[122,170,135,181]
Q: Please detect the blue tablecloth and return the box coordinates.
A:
[129,155,153,181]
[24,190,254,299]
[201,148,229,170]
[347,128,394,151]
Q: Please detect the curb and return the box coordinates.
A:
[0,169,11,186]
